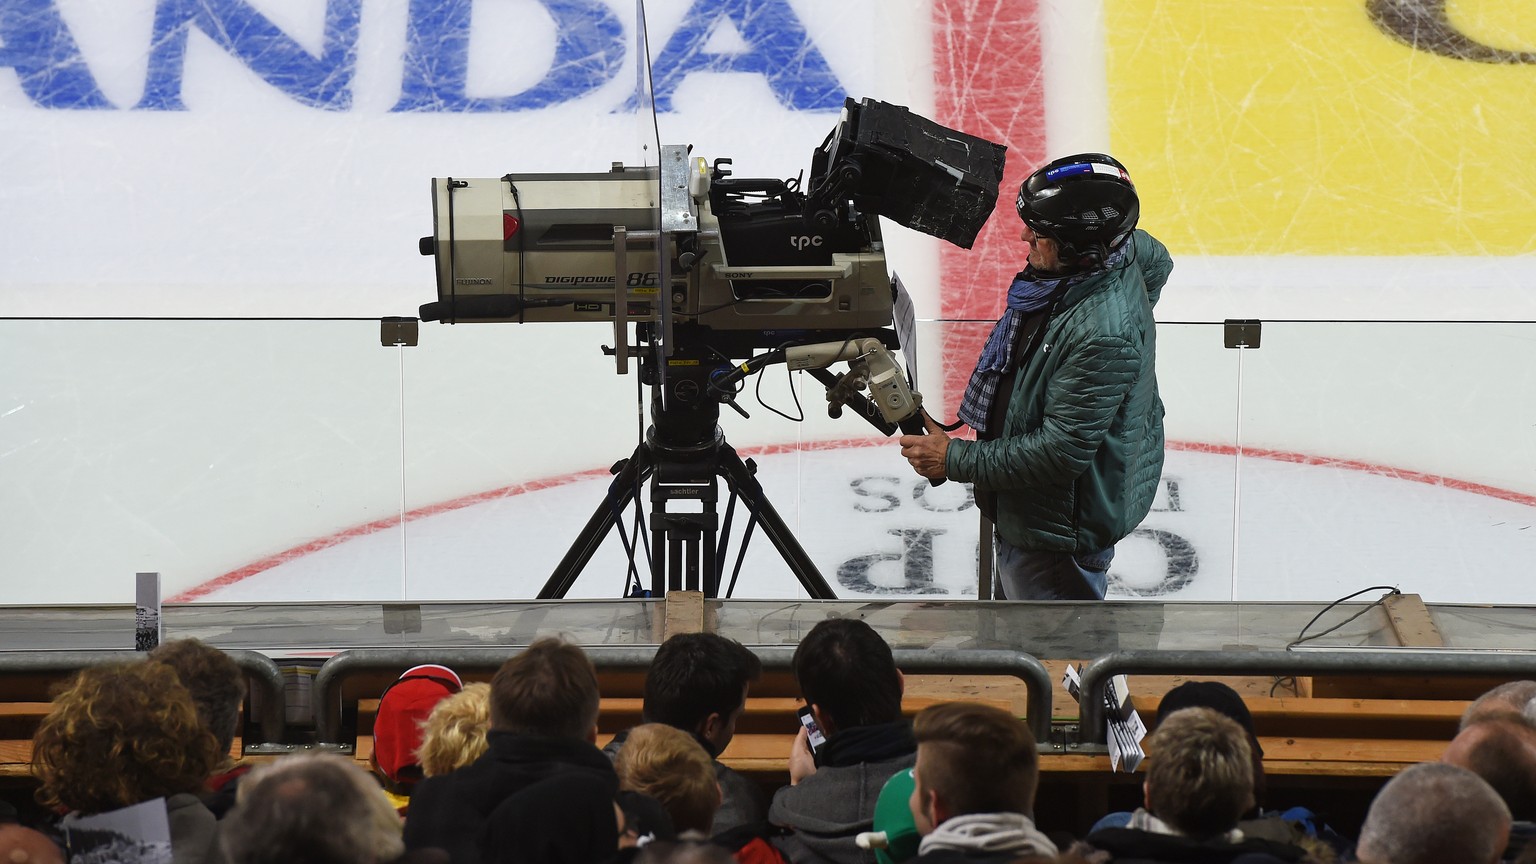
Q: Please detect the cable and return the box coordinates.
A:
[755,360,806,423]
[500,175,529,324]
[444,178,468,323]
[1286,585,1401,650]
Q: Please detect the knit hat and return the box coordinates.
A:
[1156,680,1263,757]
[373,664,462,787]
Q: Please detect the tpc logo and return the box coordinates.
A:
[0,0,847,111]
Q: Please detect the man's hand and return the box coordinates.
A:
[788,724,817,785]
[899,413,951,481]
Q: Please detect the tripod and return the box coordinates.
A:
[537,368,836,600]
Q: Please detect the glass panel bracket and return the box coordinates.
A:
[1223,319,1262,349]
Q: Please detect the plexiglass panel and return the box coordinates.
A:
[1134,323,1238,601]
[710,599,1397,658]
[1233,323,1536,603]
[0,320,406,605]
[0,601,661,651]
[398,322,647,601]
[9,319,1531,607]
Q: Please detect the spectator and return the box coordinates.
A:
[1090,681,1339,856]
[769,618,915,864]
[221,752,438,864]
[148,638,249,818]
[1355,762,1509,864]
[1463,682,1536,730]
[616,724,720,835]
[0,824,65,864]
[907,702,1056,862]
[606,633,766,834]
[371,665,463,811]
[1441,716,1536,859]
[418,683,492,778]
[1076,708,1313,863]
[402,638,617,864]
[32,663,223,864]
[1152,683,1267,813]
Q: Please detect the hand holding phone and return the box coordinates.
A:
[798,705,827,756]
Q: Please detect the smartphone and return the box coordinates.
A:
[798,705,827,756]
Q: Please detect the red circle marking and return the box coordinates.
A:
[170,439,1535,601]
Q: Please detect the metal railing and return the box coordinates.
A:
[1077,648,1536,743]
[312,645,1053,744]
[0,649,287,744]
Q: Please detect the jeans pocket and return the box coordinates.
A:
[1074,547,1115,574]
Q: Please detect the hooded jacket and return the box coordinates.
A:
[946,230,1174,553]
[915,812,1058,863]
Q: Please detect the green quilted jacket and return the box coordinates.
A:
[945,229,1173,553]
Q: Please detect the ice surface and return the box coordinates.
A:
[1,0,1532,605]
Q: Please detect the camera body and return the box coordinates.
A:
[418,98,1007,360]
[420,161,894,358]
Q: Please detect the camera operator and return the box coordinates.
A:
[900,153,1173,601]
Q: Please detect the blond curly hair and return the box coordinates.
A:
[417,682,491,777]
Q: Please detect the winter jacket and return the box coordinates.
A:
[946,230,1173,553]
[768,720,917,864]
[402,731,618,864]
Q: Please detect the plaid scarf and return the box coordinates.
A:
[956,246,1129,435]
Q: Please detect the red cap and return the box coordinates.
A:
[374,664,462,786]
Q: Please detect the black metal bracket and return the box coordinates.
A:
[1223,319,1261,349]
[381,317,419,347]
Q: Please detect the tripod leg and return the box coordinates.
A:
[538,445,653,599]
[716,444,837,599]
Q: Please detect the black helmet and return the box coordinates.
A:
[1015,153,1140,267]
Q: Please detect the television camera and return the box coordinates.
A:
[417,98,1006,599]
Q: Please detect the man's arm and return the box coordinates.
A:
[1134,230,1173,306]
[945,333,1139,489]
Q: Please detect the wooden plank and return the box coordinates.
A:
[1310,675,1509,700]
[0,740,32,777]
[663,591,705,640]
[1256,736,1446,765]
[1135,694,1464,739]
[1382,593,1446,648]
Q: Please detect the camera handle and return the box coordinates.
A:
[714,339,946,489]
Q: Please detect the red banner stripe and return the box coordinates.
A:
[932,0,1046,412]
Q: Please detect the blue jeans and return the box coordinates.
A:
[995,538,1114,600]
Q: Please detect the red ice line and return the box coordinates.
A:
[170,438,1536,602]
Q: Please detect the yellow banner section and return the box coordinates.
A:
[1106,1,1535,255]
